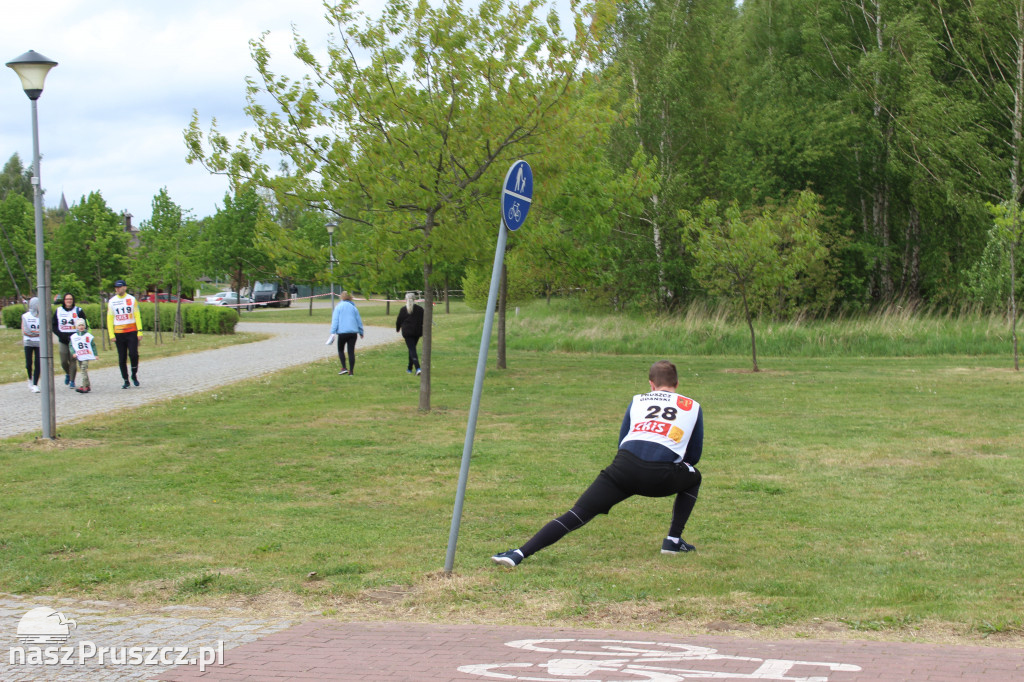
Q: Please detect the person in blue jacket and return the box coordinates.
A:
[330,291,364,375]
[491,360,704,567]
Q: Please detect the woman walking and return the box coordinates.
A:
[330,291,364,375]
[21,297,41,393]
[395,292,424,375]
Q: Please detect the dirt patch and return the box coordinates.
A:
[18,438,104,450]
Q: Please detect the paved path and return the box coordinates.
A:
[1,592,1021,682]
[0,322,397,440]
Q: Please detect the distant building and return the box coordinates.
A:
[122,211,140,250]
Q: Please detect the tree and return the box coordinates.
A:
[932,0,1024,368]
[199,187,271,308]
[608,0,738,308]
[50,191,130,294]
[0,153,33,202]
[186,0,615,411]
[0,192,34,300]
[135,188,200,338]
[682,190,830,371]
[984,202,1023,369]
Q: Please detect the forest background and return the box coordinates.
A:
[1,0,1023,344]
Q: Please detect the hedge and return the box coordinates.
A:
[1,302,238,335]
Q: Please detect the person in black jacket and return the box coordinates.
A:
[395,292,424,375]
[52,292,87,389]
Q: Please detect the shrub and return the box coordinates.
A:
[3,302,239,334]
[2,304,26,329]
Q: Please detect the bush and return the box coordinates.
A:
[2,302,239,334]
[2,304,26,329]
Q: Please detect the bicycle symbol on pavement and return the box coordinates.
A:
[458,638,861,681]
[507,202,522,223]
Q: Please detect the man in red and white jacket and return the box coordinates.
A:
[492,360,704,567]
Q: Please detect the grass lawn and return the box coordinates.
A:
[1,302,1022,643]
[0,328,269,385]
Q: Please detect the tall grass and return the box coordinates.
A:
[502,299,1019,358]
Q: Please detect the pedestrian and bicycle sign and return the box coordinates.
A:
[501,160,532,231]
[446,159,536,573]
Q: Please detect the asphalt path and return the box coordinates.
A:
[0,322,397,440]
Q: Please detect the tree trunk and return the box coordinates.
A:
[901,206,921,300]
[174,280,184,338]
[419,260,433,412]
[154,296,162,345]
[497,262,507,370]
[741,287,758,372]
[445,276,450,314]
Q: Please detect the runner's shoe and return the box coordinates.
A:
[64,374,70,385]
[661,538,695,554]
[76,386,89,394]
[132,376,140,387]
[491,549,523,567]
[122,381,131,389]
[68,381,75,389]
[339,369,349,375]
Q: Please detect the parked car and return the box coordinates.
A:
[210,292,254,311]
[251,281,293,308]
[204,291,233,305]
[144,292,193,303]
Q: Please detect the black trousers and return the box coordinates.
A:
[24,346,40,384]
[336,333,358,371]
[114,331,139,381]
[403,335,421,370]
[520,449,702,558]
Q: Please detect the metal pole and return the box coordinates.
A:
[30,98,55,439]
[445,221,508,573]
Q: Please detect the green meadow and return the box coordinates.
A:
[1,301,1022,642]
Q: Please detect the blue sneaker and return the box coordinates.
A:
[64,374,70,385]
[661,537,695,554]
[491,549,523,567]
[407,369,413,374]
[68,381,75,389]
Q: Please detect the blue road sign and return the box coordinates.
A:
[501,160,533,231]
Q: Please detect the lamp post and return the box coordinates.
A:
[326,221,338,310]
[7,50,58,439]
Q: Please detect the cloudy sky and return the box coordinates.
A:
[0,0,374,224]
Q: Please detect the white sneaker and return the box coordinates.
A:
[27,380,33,389]
[30,384,40,393]
[416,368,422,375]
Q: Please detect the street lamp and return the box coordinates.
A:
[7,50,58,439]
[326,221,338,310]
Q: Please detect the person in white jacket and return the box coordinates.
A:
[21,297,41,393]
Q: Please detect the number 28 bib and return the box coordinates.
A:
[619,391,701,459]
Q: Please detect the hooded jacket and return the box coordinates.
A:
[21,297,41,348]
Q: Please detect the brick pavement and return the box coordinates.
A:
[151,621,1024,682]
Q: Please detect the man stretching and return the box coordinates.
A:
[492,360,704,567]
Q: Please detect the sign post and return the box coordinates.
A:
[445,160,533,573]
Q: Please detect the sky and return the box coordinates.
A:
[0,0,375,224]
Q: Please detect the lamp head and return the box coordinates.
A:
[326,221,337,235]
[6,50,58,100]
